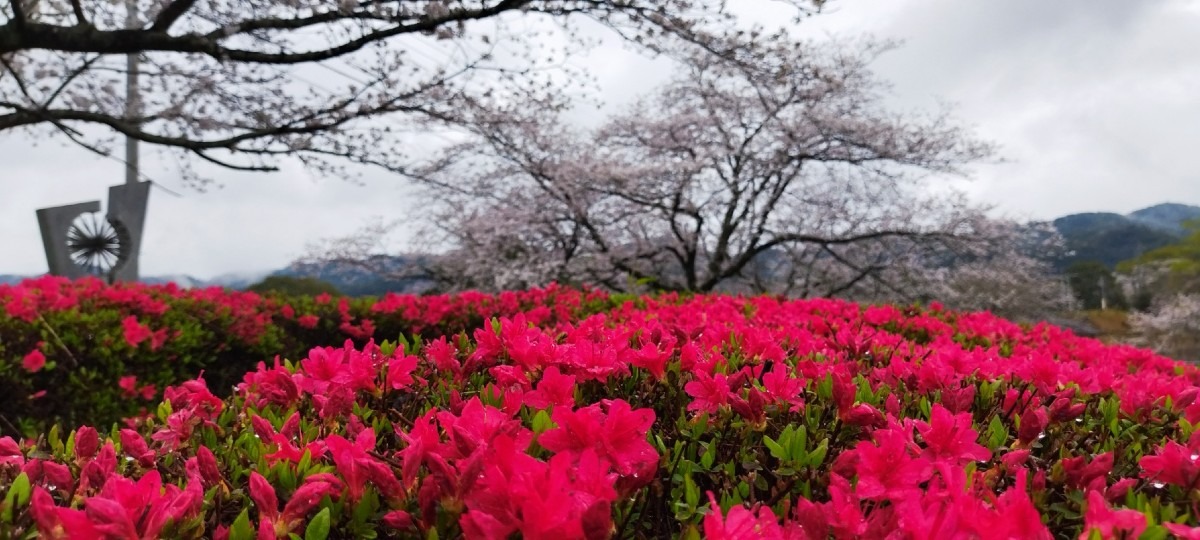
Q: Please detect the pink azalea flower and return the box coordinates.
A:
[121,316,152,347]
[1165,523,1200,540]
[22,347,46,372]
[1078,490,1146,540]
[703,493,784,540]
[539,399,658,479]
[298,314,319,329]
[1140,440,1200,489]
[851,426,932,502]
[387,353,420,390]
[524,366,576,410]
[685,372,731,413]
[250,471,342,538]
[915,404,991,465]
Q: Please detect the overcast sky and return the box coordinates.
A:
[2,0,1198,279]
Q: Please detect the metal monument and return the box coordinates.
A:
[36,0,149,283]
[36,183,151,282]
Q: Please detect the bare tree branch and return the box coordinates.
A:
[149,0,195,32]
[69,0,88,26]
[0,0,822,183]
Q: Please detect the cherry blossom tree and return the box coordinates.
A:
[0,0,820,184]
[297,31,1076,319]
[1129,293,1200,362]
[402,39,992,286]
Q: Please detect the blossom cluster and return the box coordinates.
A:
[1,285,1200,538]
[0,276,609,433]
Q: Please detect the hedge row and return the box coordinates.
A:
[2,289,1200,537]
[0,276,613,435]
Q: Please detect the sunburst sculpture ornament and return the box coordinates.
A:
[65,213,131,278]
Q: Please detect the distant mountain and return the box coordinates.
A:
[139,274,215,289]
[204,271,273,290]
[277,255,435,297]
[1052,213,1131,237]
[1127,203,1200,234]
[1052,203,1200,269]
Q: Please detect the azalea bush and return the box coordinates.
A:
[2,288,1200,538]
[0,276,612,434]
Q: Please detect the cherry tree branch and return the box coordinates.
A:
[150,0,196,32]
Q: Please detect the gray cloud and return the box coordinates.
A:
[806,0,1200,219]
[2,1,1198,278]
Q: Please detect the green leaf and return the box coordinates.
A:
[298,449,313,474]
[64,430,76,460]
[684,474,700,509]
[762,435,787,462]
[229,509,254,540]
[986,415,1007,449]
[1180,418,1196,439]
[305,508,331,540]
[979,380,998,407]
[807,438,829,468]
[689,413,709,440]
[1140,524,1168,540]
[700,444,716,470]
[531,410,555,435]
[157,399,173,421]
[48,424,63,455]
[2,472,31,523]
[790,425,808,463]
[352,488,379,525]
[816,375,833,402]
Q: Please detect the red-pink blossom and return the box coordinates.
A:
[22,347,46,373]
[915,404,991,465]
[524,366,576,410]
[1017,407,1049,446]
[121,315,152,347]
[298,314,319,329]
[685,371,731,413]
[851,425,932,502]
[704,492,783,540]
[1140,440,1200,489]
[539,400,658,479]
[1079,490,1146,540]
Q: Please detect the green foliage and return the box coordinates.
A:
[1116,220,1200,309]
[1117,221,1200,281]
[245,275,343,297]
[1066,261,1128,310]
[1082,309,1131,338]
